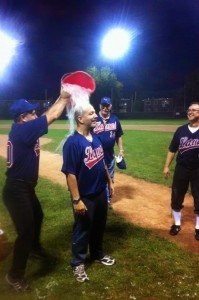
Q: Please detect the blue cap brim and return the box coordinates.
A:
[116,158,127,169]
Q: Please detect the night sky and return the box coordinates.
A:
[0,0,199,100]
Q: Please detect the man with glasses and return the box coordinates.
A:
[2,90,70,292]
[93,97,124,208]
[163,102,199,239]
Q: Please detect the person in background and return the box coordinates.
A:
[163,102,199,239]
[93,97,124,208]
[61,102,115,283]
[2,88,70,292]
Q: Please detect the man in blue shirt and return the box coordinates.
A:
[62,103,115,283]
[2,89,70,292]
[93,97,124,208]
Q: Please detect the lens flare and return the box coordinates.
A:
[0,30,19,74]
[102,28,132,59]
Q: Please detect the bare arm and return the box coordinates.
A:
[66,173,87,214]
[116,136,124,157]
[44,88,71,125]
[163,151,175,179]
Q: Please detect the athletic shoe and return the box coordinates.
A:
[0,229,4,236]
[5,274,31,292]
[97,255,115,266]
[195,229,199,241]
[169,225,181,236]
[73,264,89,282]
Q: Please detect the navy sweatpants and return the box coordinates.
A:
[71,189,108,267]
[2,179,43,279]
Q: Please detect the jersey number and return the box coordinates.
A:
[7,140,13,168]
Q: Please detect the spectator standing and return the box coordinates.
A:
[163,102,199,239]
[93,97,124,208]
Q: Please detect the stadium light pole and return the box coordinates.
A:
[101,28,132,109]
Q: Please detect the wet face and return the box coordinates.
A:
[187,104,199,122]
[79,105,97,129]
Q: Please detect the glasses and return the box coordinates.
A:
[101,104,110,108]
[187,109,199,113]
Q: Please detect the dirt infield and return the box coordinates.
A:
[0,124,178,132]
[1,124,199,255]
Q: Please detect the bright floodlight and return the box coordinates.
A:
[102,28,131,59]
[0,31,18,74]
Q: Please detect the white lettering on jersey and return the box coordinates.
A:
[84,145,104,169]
[94,121,117,134]
[179,137,199,154]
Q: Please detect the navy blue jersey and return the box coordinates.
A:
[93,114,123,164]
[169,124,199,169]
[61,131,107,196]
[6,116,48,182]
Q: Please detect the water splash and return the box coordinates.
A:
[55,83,91,154]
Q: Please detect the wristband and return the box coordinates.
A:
[72,198,81,205]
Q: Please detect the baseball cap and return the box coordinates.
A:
[10,99,39,119]
[115,155,127,170]
[100,97,112,105]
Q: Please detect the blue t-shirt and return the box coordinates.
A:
[93,113,123,164]
[6,116,48,182]
[61,131,107,197]
[169,124,199,169]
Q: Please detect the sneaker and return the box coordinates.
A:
[195,229,199,241]
[169,225,181,236]
[5,274,31,292]
[73,264,89,282]
[97,255,115,266]
[0,229,4,236]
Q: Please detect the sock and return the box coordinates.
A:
[172,210,181,226]
[195,215,199,229]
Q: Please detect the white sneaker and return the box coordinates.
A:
[73,264,89,282]
[97,255,116,266]
[0,229,4,236]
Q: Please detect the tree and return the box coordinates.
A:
[85,66,123,110]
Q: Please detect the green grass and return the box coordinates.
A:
[1,119,199,299]
[0,118,186,126]
[1,154,199,299]
[40,128,174,187]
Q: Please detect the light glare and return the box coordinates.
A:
[0,31,18,74]
[102,28,131,59]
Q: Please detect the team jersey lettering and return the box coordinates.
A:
[34,139,40,156]
[94,121,117,134]
[84,145,104,169]
[179,137,199,154]
[7,140,13,168]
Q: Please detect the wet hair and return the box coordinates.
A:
[74,103,93,123]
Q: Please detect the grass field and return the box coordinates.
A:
[1,119,199,300]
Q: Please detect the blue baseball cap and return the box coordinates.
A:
[115,155,127,170]
[10,99,39,119]
[100,97,112,105]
